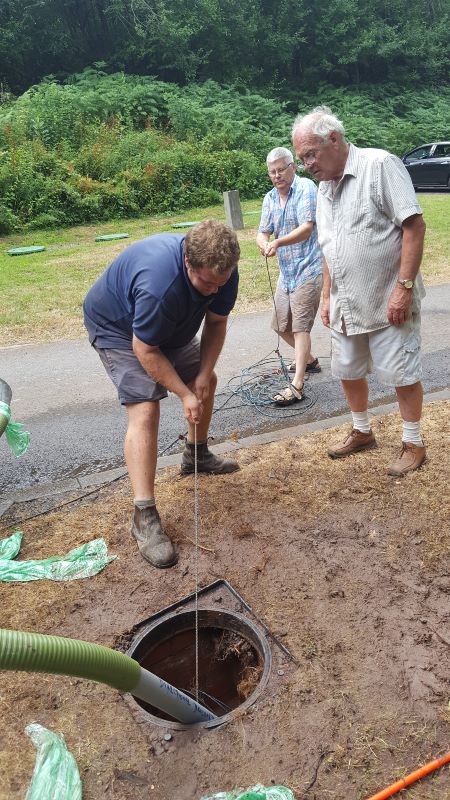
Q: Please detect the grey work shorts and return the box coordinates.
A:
[93,339,201,404]
[330,313,422,387]
[271,275,323,334]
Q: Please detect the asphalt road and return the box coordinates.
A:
[1,284,449,494]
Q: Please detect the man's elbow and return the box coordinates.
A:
[404,214,426,240]
[132,334,155,359]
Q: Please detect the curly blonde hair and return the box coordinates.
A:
[185,219,240,275]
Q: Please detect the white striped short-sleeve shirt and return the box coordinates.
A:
[316,143,425,335]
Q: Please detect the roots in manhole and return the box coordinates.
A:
[213,630,263,700]
[134,623,265,720]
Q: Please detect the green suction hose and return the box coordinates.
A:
[0,628,216,724]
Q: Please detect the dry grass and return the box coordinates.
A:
[0,400,449,800]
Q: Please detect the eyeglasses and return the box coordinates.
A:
[298,151,318,166]
[296,146,325,166]
[267,162,294,178]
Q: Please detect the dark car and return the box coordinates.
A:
[402,141,450,189]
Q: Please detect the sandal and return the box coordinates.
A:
[288,357,321,374]
[272,383,304,406]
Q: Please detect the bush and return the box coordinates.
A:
[0,204,20,234]
[0,73,449,230]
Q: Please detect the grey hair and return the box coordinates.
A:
[266,146,294,164]
[292,105,346,142]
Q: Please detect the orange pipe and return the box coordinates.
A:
[366,751,450,800]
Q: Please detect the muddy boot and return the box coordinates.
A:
[181,441,240,475]
[131,505,177,568]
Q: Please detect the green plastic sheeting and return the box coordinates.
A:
[200,786,295,800]
[95,233,129,241]
[7,246,46,256]
[0,531,22,560]
[0,532,116,582]
[171,221,200,228]
[0,401,31,456]
[5,421,31,456]
[25,724,82,800]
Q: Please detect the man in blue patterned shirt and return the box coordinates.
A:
[257,147,323,405]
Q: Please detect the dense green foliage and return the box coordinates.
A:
[0,0,448,94]
[1,72,449,233]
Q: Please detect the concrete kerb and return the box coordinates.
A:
[2,387,449,515]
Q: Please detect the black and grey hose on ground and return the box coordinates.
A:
[0,628,216,724]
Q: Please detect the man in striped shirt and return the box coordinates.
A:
[292,107,427,477]
[256,147,323,406]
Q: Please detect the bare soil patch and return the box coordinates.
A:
[1,402,449,799]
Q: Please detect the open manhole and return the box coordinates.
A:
[127,607,272,729]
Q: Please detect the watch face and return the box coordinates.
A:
[403,280,414,289]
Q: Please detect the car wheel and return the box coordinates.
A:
[447,176,450,190]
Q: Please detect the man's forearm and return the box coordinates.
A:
[132,336,191,400]
[256,232,270,248]
[199,319,228,375]
[276,221,314,248]
[399,215,426,281]
[322,257,331,298]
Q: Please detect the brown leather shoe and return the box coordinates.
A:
[131,506,177,568]
[181,442,240,475]
[328,428,377,459]
[387,442,426,477]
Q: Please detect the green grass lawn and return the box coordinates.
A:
[0,194,448,346]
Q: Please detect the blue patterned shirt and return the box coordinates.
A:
[258,175,322,291]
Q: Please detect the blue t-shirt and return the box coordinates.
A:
[83,234,239,350]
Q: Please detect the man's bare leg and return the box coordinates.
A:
[341,378,369,412]
[125,400,160,499]
[395,381,423,422]
[125,400,176,568]
[291,331,310,391]
[279,331,316,366]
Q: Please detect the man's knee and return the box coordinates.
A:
[395,381,423,398]
[126,400,160,429]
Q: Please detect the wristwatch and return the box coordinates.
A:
[398,279,414,289]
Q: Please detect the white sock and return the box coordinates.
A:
[402,420,423,446]
[351,411,371,434]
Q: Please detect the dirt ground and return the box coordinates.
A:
[0,401,449,800]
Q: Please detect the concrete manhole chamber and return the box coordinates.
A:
[127,607,272,729]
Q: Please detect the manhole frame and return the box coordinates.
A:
[126,606,272,730]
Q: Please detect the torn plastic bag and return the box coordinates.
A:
[25,723,82,800]
[0,400,31,456]
[200,785,295,800]
[0,535,116,582]
[0,530,23,560]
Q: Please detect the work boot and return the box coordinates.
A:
[387,442,426,477]
[328,428,377,459]
[131,506,177,568]
[181,441,240,475]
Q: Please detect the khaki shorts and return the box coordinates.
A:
[271,275,323,334]
[330,313,422,387]
[93,339,201,404]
